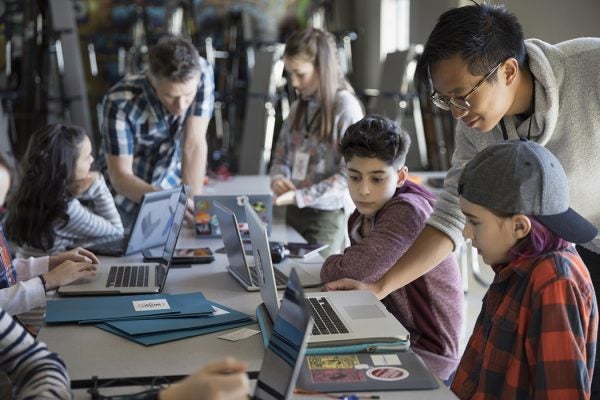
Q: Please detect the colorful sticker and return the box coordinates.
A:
[195,200,211,211]
[252,201,267,212]
[307,355,360,370]
[366,367,409,381]
[195,211,211,224]
[311,369,367,383]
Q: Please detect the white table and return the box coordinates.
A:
[38,176,456,399]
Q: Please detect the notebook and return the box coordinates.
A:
[253,269,313,400]
[75,188,183,256]
[194,193,272,238]
[57,187,187,296]
[214,201,321,291]
[246,198,410,350]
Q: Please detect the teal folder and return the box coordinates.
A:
[96,320,254,346]
[104,301,253,335]
[95,301,255,346]
[45,292,213,324]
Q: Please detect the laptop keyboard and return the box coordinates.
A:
[106,265,150,288]
[249,267,288,286]
[308,297,349,336]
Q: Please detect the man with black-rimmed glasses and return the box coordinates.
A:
[324,2,600,396]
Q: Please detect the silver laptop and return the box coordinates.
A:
[253,268,313,400]
[258,270,438,395]
[57,187,187,296]
[214,201,321,291]
[245,200,410,348]
[76,188,182,256]
[194,193,272,238]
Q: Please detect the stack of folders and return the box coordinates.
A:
[45,292,253,346]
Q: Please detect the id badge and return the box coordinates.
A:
[292,151,310,181]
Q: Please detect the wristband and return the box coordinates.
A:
[38,274,48,292]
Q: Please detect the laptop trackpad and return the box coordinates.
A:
[344,305,386,320]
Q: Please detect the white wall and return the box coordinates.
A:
[411,0,600,45]
[499,0,600,43]
[341,0,600,92]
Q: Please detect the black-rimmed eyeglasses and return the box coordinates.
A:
[430,60,504,111]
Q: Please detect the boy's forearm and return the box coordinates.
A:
[377,226,454,298]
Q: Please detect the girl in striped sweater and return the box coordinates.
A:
[5,124,124,258]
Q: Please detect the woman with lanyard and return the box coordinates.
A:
[270,28,364,257]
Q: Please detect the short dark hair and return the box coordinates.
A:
[415,3,526,93]
[148,35,201,82]
[340,115,411,167]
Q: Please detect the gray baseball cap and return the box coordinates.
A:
[458,139,597,244]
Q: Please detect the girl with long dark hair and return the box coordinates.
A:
[6,123,123,257]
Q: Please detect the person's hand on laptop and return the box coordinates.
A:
[43,260,97,291]
[158,357,250,400]
[323,278,386,300]
[49,247,99,268]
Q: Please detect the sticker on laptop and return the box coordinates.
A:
[310,369,367,383]
[307,355,359,370]
[132,299,170,312]
[370,354,402,366]
[366,366,409,381]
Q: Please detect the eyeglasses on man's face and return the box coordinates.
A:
[430,60,504,111]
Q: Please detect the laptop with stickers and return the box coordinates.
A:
[255,268,438,395]
[57,187,186,296]
[245,200,410,349]
[253,269,313,400]
[296,351,439,392]
[194,193,272,238]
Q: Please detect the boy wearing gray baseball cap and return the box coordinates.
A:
[451,139,597,399]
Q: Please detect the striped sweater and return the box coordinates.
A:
[0,308,71,399]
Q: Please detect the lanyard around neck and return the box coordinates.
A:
[303,101,320,138]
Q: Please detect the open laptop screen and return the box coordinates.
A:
[127,188,183,254]
[254,269,313,400]
[155,187,187,288]
[244,200,280,321]
[214,201,252,279]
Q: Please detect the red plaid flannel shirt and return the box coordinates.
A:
[452,247,597,399]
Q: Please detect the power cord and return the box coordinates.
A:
[88,375,170,400]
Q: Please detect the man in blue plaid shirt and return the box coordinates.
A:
[99,35,214,226]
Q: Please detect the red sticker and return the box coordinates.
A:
[311,369,367,383]
[366,367,409,381]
